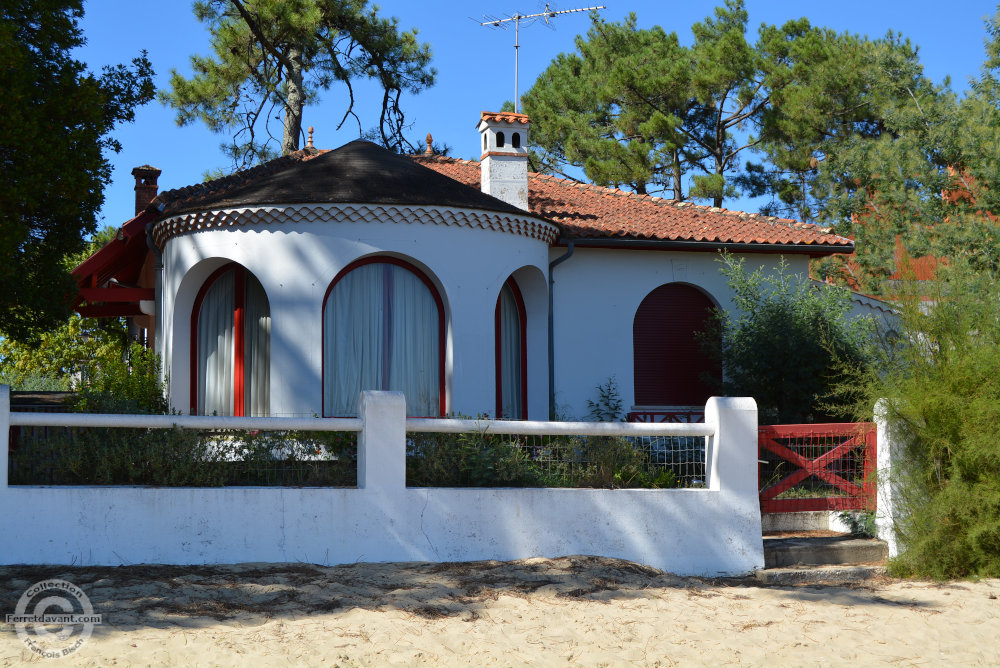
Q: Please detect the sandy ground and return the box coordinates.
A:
[1,556,999,667]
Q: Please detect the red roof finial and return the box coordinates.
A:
[425,133,434,155]
[307,126,315,149]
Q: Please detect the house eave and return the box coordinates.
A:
[559,236,854,257]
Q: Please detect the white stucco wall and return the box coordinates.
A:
[159,205,552,419]
[549,247,809,419]
[0,389,764,576]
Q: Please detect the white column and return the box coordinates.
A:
[704,396,763,573]
[875,399,902,557]
[704,396,759,495]
[357,390,407,491]
[1,384,8,488]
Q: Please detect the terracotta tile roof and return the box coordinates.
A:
[480,111,531,125]
[412,154,852,252]
[142,141,849,253]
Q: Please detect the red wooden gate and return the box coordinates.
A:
[758,423,876,513]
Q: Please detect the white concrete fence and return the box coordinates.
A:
[0,386,764,576]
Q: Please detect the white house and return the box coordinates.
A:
[73,112,854,421]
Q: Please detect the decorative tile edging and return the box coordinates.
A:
[151,203,560,247]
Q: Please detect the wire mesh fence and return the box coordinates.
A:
[405,431,706,488]
[8,426,358,487]
[758,423,876,512]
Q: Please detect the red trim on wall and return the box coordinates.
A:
[494,278,527,419]
[321,256,447,417]
[494,296,502,418]
[190,263,259,416]
[233,265,246,417]
[191,264,235,414]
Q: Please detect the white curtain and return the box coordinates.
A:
[197,269,235,416]
[389,266,440,416]
[244,273,270,417]
[324,262,440,416]
[324,263,385,416]
[499,283,523,419]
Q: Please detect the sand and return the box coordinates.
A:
[1,556,999,666]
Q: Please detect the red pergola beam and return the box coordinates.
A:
[78,287,154,302]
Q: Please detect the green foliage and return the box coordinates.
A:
[10,427,357,487]
[161,0,435,168]
[406,429,681,490]
[586,376,624,422]
[0,315,126,391]
[0,1,153,341]
[838,511,878,539]
[74,342,169,415]
[521,2,878,209]
[406,430,551,488]
[852,266,1000,578]
[709,254,877,424]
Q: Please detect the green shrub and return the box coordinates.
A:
[708,254,878,423]
[74,342,168,414]
[405,430,681,489]
[854,266,1000,578]
[9,426,357,487]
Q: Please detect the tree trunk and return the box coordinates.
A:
[282,47,305,155]
[714,153,724,208]
[672,147,684,201]
[714,122,725,208]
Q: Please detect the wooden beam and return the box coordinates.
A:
[76,304,144,317]
[78,287,154,302]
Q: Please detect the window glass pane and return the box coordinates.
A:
[244,272,270,417]
[499,283,522,419]
[324,261,440,417]
[197,269,235,415]
[324,263,385,416]
[388,265,440,416]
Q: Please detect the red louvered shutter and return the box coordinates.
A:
[633,284,721,406]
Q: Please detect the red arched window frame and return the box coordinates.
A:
[632,283,721,407]
[321,256,446,417]
[190,263,248,415]
[495,278,527,419]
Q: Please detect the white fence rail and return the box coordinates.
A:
[406,417,713,437]
[9,413,362,432]
[0,387,764,576]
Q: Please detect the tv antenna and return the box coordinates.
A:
[479,3,605,113]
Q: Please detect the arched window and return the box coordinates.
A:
[496,131,505,148]
[191,264,270,416]
[633,283,720,407]
[511,132,521,149]
[323,258,444,417]
[495,279,527,419]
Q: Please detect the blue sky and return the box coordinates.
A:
[77,1,999,229]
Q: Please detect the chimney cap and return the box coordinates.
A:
[479,111,530,127]
[131,165,161,178]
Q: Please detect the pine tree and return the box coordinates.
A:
[161,0,435,168]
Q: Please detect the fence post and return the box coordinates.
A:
[874,399,902,558]
[1,384,8,489]
[357,390,407,491]
[705,397,758,495]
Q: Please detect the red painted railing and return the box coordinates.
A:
[758,422,876,513]
[627,409,706,424]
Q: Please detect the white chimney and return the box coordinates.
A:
[477,111,530,211]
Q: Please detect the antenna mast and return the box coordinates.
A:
[480,3,605,113]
